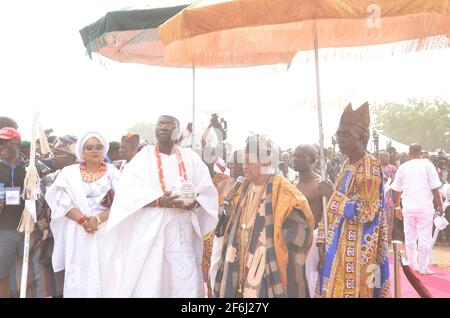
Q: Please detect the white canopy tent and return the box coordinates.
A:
[369,131,409,154]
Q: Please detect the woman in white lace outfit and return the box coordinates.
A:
[45,132,120,297]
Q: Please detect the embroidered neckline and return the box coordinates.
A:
[155,144,188,193]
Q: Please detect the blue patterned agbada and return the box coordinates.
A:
[316,154,391,298]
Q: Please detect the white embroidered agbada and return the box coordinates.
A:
[45,163,120,298]
[102,145,218,298]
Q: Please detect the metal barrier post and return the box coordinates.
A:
[392,240,402,298]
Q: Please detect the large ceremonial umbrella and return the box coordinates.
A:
[80,4,295,148]
[159,0,450,233]
[159,0,450,65]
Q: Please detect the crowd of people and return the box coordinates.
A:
[0,102,448,298]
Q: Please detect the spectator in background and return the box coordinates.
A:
[292,144,330,297]
[312,146,337,184]
[440,172,450,244]
[379,150,397,243]
[180,122,193,148]
[0,116,51,176]
[107,141,120,162]
[20,140,31,159]
[279,151,297,183]
[392,144,444,275]
[293,145,324,229]
[47,135,58,147]
[115,133,140,173]
[201,114,227,148]
[432,150,449,184]
[387,146,398,167]
[400,152,410,165]
[200,141,229,297]
[422,151,430,160]
[0,128,30,298]
[9,135,78,298]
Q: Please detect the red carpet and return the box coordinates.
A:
[389,257,450,298]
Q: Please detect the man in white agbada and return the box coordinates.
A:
[45,132,120,297]
[103,115,218,298]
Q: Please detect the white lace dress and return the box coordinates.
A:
[46,164,120,298]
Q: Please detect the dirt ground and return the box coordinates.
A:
[433,245,450,270]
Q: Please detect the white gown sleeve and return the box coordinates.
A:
[209,235,223,291]
[190,150,219,237]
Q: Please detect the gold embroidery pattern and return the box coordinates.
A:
[361,227,379,265]
[343,221,359,298]
[380,280,392,298]
[328,191,347,216]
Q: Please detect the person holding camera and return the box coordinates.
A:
[201,113,227,147]
[180,123,193,148]
[199,115,230,297]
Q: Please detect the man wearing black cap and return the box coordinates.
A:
[316,103,391,298]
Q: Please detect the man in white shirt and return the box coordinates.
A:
[440,171,450,243]
[392,144,444,274]
[280,151,297,183]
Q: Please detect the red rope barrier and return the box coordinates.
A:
[401,264,433,298]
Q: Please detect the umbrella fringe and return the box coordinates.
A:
[166,51,296,67]
[164,33,449,66]
[297,35,450,63]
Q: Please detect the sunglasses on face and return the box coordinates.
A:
[84,144,104,152]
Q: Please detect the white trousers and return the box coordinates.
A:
[305,229,319,298]
[403,211,434,271]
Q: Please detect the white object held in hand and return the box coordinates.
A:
[171,178,197,206]
[434,213,449,231]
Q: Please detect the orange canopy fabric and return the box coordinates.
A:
[158,0,450,66]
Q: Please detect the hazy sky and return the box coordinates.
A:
[1,0,449,150]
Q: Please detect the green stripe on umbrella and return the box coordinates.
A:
[79,4,189,65]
